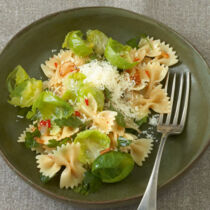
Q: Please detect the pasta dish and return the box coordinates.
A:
[6,29,178,194]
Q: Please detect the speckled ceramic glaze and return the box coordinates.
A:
[0,7,209,207]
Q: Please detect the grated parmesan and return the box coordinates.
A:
[79,60,139,119]
[142,130,155,139]
[80,60,119,91]
[149,114,159,126]
[141,126,158,142]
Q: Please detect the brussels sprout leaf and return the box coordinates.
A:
[54,116,83,128]
[109,104,126,127]
[40,174,51,183]
[126,37,139,48]
[26,91,73,120]
[74,130,110,164]
[86,29,108,55]
[74,171,102,195]
[104,38,138,69]
[25,128,41,149]
[62,30,93,57]
[92,151,134,183]
[47,138,71,148]
[135,116,148,127]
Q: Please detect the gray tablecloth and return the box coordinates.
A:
[0,0,209,209]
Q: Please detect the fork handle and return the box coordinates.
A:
[137,133,168,210]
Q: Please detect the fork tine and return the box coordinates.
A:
[164,73,170,91]
[158,114,164,125]
[165,74,176,124]
[173,73,184,124]
[158,73,170,125]
[180,72,191,126]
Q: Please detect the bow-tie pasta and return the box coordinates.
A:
[153,41,178,66]
[37,143,85,188]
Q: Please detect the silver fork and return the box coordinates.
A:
[137,72,191,210]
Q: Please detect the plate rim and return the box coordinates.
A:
[0,6,209,205]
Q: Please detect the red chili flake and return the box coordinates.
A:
[134,71,141,85]
[134,58,140,62]
[161,51,169,58]
[130,71,141,85]
[130,75,135,81]
[40,119,51,128]
[40,120,47,127]
[54,62,58,68]
[125,69,132,74]
[145,70,150,78]
[74,111,81,117]
[59,62,75,77]
[85,98,89,106]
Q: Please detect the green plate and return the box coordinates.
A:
[0,7,209,207]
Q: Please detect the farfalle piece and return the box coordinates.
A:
[148,85,171,113]
[138,37,161,57]
[79,94,117,134]
[37,126,79,145]
[79,93,97,117]
[130,48,146,63]
[120,134,153,166]
[41,50,86,79]
[129,84,171,117]
[53,143,86,189]
[130,138,153,166]
[127,67,150,91]
[142,62,168,84]
[36,143,85,189]
[60,127,79,139]
[36,154,61,177]
[141,62,168,95]
[93,111,117,134]
[128,92,151,119]
[153,41,178,66]
[41,50,87,96]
